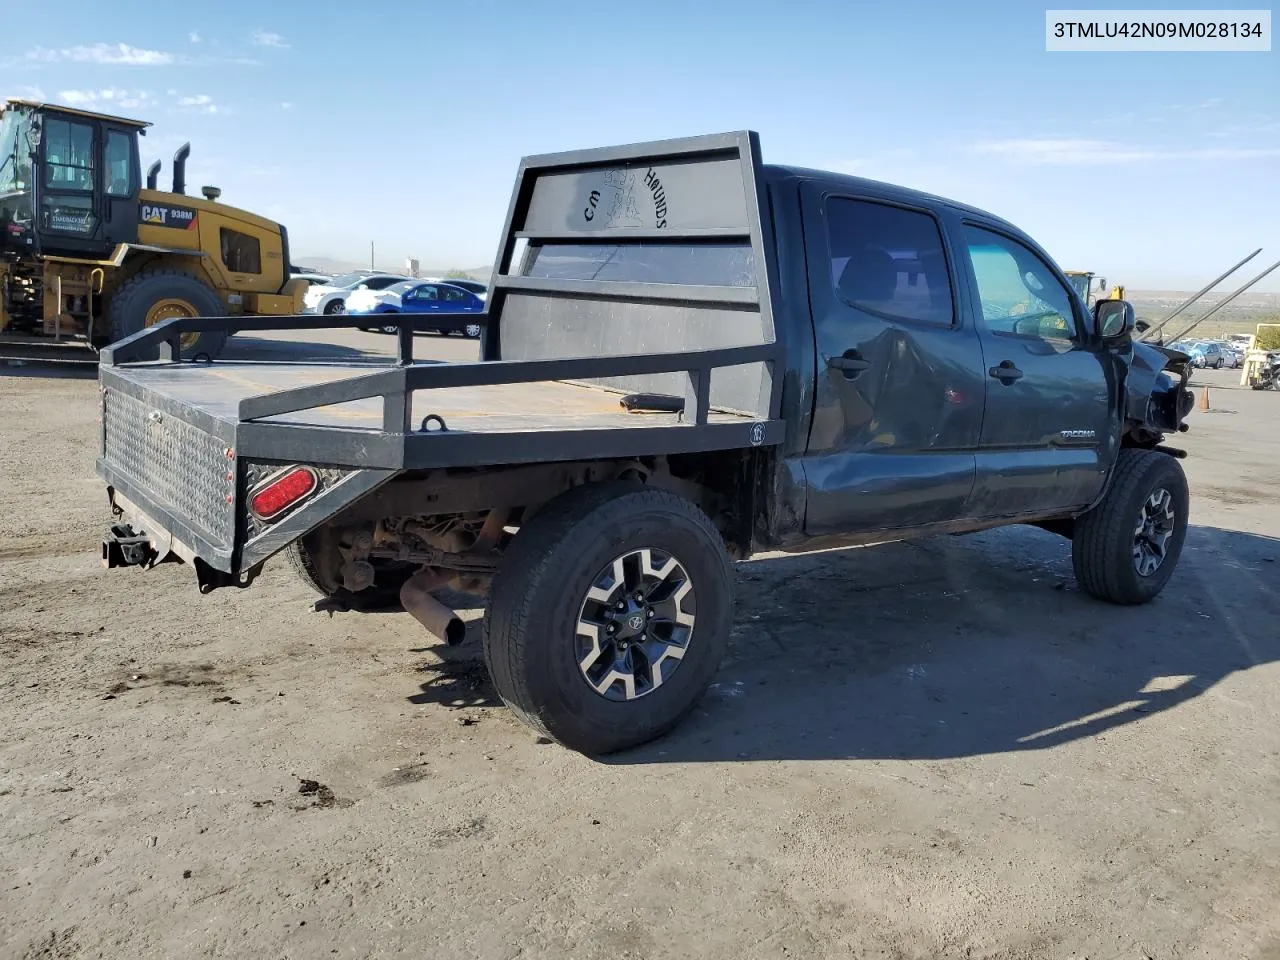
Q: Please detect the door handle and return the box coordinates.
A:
[989,361,1024,384]
[828,353,871,379]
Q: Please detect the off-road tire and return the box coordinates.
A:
[106,269,228,360]
[483,482,734,755]
[1071,449,1189,605]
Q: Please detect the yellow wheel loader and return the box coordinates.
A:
[1065,270,1125,306]
[0,98,305,360]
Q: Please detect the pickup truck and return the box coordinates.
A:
[96,131,1196,755]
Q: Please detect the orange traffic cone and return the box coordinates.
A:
[1198,385,1210,411]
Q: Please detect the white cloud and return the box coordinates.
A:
[250,30,289,49]
[189,32,201,44]
[969,138,1280,165]
[167,88,177,96]
[174,93,225,115]
[280,101,293,109]
[57,88,154,110]
[4,84,46,101]
[24,42,174,66]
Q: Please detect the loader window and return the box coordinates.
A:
[220,228,262,274]
[43,119,95,192]
[104,131,134,197]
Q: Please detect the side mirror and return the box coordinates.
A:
[1094,299,1135,341]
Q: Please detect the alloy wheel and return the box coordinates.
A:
[575,548,696,701]
[1133,487,1176,577]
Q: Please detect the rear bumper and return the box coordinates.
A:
[100,478,224,571]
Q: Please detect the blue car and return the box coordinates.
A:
[351,281,486,338]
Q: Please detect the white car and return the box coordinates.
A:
[291,272,333,288]
[302,272,409,315]
[347,280,420,323]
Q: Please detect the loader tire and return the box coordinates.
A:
[1071,449,1188,605]
[483,482,734,755]
[107,269,228,361]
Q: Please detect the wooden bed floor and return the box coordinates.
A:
[110,361,753,433]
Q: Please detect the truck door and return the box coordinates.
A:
[798,184,987,535]
[957,221,1115,517]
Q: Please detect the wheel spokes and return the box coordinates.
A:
[576,548,696,701]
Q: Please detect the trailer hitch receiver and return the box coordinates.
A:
[102,523,155,568]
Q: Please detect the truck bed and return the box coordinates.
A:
[95,129,787,578]
[104,360,755,435]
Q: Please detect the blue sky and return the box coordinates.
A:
[4,0,1277,290]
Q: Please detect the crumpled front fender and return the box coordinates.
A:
[1124,341,1193,432]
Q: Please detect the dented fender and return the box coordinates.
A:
[1123,340,1194,433]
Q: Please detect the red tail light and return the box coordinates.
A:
[249,466,318,521]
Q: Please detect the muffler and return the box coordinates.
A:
[400,571,467,645]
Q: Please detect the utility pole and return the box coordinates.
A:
[370,241,375,270]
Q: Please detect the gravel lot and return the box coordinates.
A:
[1,337,1277,960]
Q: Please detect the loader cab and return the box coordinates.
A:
[0,98,144,260]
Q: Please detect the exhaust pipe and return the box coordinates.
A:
[171,142,191,195]
[145,160,161,191]
[400,571,467,645]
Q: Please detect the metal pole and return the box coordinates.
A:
[1140,248,1262,341]
[370,241,375,270]
[1164,258,1280,345]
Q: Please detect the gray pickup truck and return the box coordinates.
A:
[97,131,1196,755]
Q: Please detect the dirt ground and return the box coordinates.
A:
[1,336,1278,960]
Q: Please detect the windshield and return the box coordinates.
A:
[0,105,34,199]
[1065,273,1091,301]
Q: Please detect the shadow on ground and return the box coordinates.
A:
[600,524,1279,764]
[403,523,1279,761]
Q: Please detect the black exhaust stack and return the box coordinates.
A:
[171,142,191,195]
[145,160,161,191]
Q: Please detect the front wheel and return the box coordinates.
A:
[484,483,734,755]
[1071,449,1189,605]
[464,323,481,339]
[323,299,345,316]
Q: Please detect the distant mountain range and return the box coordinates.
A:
[294,255,490,280]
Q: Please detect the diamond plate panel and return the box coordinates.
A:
[102,389,235,548]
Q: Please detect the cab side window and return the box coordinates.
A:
[963,225,1076,341]
[825,197,955,328]
[220,228,262,274]
[104,131,134,197]
[367,276,403,291]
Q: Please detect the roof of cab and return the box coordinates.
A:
[762,163,1025,236]
[4,97,151,130]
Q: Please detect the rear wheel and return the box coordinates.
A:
[1071,449,1189,604]
[323,299,345,315]
[484,483,734,755]
[106,269,228,360]
[465,323,482,338]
